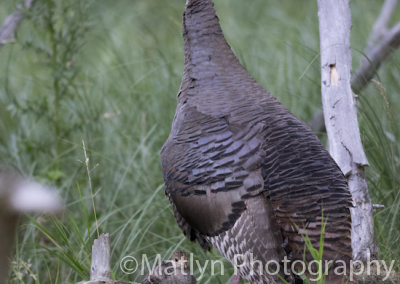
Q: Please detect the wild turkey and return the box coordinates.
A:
[0,170,61,284]
[141,251,196,284]
[160,0,354,283]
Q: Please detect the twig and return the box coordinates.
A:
[0,0,35,51]
[373,204,385,212]
[82,140,100,238]
[93,188,102,197]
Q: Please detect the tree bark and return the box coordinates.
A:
[90,233,112,281]
[310,0,400,133]
[317,0,378,263]
[77,233,134,284]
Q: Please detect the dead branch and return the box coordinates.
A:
[352,21,400,93]
[0,0,35,51]
[309,0,400,133]
[366,0,398,53]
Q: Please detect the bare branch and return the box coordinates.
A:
[352,20,400,93]
[309,0,400,133]
[366,0,398,53]
[372,204,385,212]
[0,0,35,51]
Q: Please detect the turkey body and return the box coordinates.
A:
[161,0,354,283]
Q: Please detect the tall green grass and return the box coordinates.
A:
[0,0,399,283]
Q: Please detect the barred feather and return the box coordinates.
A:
[161,1,355,283]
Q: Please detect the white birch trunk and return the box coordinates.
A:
[317,0,378,263]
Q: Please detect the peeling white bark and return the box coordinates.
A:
[317,0,378,263]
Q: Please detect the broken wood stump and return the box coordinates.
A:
[90,233,112,281]
[77,233,138,284]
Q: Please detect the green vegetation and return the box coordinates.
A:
[0,0,399,283]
